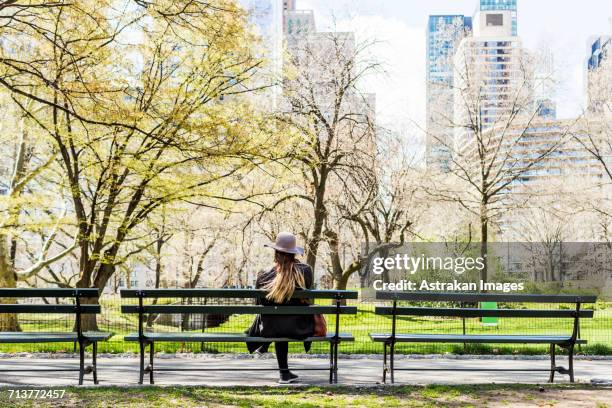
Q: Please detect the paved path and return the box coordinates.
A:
[0,356,610,387]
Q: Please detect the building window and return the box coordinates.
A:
[486,14,504,26]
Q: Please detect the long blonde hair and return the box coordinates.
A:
[265,251,306,303]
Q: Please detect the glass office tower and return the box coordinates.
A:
[480,0,517,35]
[588,35,611,70]
[427,15,473,86]
[238,0,283,107]
[586,35,611,114]
[425,15,472,171]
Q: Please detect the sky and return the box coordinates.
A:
[295,0,612,146]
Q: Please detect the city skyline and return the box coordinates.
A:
[296,0,611,157]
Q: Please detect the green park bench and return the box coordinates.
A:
[120,288,358,384]
[0,288,111,385]
[369,291,596,384]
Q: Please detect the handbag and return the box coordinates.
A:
[313,313,327,337]
[301,298,327,337]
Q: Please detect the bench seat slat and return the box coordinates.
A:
[369,333,587,344]
[374,307,594,318]
[0,331,112,343]
[124,332,354,342]
[121,289,358,300]
[121,305,357,315]
[0,304,101,314]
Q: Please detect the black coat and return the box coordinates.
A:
[246,262,315,353]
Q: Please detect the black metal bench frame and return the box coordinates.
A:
[120,288,358,384]
[0,288,110,385]
[371,292,596,384]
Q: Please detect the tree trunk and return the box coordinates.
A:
[74,266,100,333]
[0,235,21,331]
[325,229,360,305]
[332,264,361,306]
[0,117,27,332]
[146,241,164,328]
[479,202,489,285]
[306,171,328,270]
[181,296,193,331]
[335,272,351,291]
[547,252,554,282]
[73,262,102,332]
[307,202,325,270]
[76,295,100,333]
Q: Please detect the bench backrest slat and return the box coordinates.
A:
[375,291,597,303]
[375,306,594,319]
[121,305,357,315]
[120,288,358,300]
[0,288,102,317]
[0,288,100,298]
[0,304,101,314]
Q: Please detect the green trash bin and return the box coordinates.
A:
[481,301,498,326]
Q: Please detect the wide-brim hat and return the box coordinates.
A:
[264,231,304,255]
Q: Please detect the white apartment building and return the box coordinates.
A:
[451,11,607,199]
[488,119,605,195]
[283,0,316,41]
[453,10,530,151]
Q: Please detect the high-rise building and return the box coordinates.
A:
[425,15,472,172]
[587,35,611,71]
[453,10,527,148]
[239,0,283,107]
[281,7,377,172]
[479,0,517,36]
[586,32,611,116]
[283,0,315,38]
[282,0,296,12]
[584,21,611,179]
[497,119,609,241]
[427,16,473,86]
[533,47,556,119]
[487,119,605,195]
[451,10,607,201]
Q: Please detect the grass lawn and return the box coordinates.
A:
[0,384,610,407]
[1,300,611,355]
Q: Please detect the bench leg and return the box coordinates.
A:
[548,344,556,383]
[149,342,155,384]
[382,342,388,384]
[568,344,575,383]
[390,341,395,384]
[139,341,145,385]
[78,340,85,386]
[93,342,98,385]
[333,341,339,384]
[329,342,334,384]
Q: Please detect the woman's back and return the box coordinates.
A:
[256,263,313,305]
[248,262,315,339]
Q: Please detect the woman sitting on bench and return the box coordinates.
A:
[246,232,314,384]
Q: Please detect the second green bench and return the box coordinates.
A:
[370,291,596,384]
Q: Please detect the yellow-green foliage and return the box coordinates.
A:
[0,1,286,289]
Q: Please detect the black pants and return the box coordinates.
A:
[274,342,288,371]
